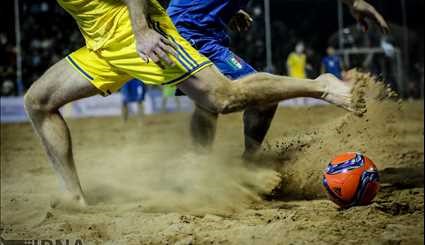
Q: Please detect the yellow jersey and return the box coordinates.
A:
[57,0,164,51]
[287,52,307,79]
[59,0,212,93]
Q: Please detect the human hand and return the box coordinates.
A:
[349,0,390,34]
[229,10,253,32]
[136,28,178,67]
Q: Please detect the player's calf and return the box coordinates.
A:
[190,105,219,149]
[181,67,356,116]
[243,104,279,159]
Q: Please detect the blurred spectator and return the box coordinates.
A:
[20,1,83,89]
[1,80,15,96]
[410,62,425,99]
[1,31,17,96]
[286,42,307,79]
[3,0,422,99]
[321,46,344,79]
[121,79,147,122]
[378,36,398,91]
[161,85,181,113]
[286,42,314,106]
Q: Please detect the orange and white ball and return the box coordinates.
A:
[323,152,380,208]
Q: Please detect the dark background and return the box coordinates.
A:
[0,0,423,96]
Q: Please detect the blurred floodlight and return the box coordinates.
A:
[253,6,262,16]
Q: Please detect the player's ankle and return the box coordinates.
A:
[315,75,332,97]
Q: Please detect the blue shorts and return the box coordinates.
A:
[175,38,256,95]
[193,39,256,79]
[121,79,147,103]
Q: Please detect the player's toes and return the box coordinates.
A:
[319,74,360,113]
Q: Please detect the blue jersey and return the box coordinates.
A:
[167,0,248,45]
[168,0,255,81]
[121,79,147,103]
[168,0,255,91]
[322,55,343,79]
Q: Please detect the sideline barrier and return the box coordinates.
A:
[0,91,195,123]
[1,93,327,123]
[0,96,27,123]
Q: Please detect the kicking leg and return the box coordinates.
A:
[178,66,353,114]
[24,59,100,206]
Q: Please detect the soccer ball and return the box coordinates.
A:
[322,152,380,208]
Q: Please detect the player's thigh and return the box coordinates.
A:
[25,58,101,111]
[177,65,233,111]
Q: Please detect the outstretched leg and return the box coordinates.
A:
[24,59,100,206]
[178,66,353,115]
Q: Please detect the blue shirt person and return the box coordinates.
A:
[321,47,343,79]
[120,79,147,122]
[121,79,147,104]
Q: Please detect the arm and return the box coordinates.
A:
[341,0,390,34]
[122,0,177,66]
[228,10,253,33]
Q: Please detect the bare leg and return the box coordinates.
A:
[190,98,277,158]
[122,102,129,122]
[161,97,168,113]
[138,101,144,122]
[190,105,218,150]
[175,97,181,112]
[24,59,100,206]
[178,66,353,114]
[242,104,278,159]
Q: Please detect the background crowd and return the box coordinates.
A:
[1,0,423,98]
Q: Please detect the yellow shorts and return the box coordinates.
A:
[66,12,212,95]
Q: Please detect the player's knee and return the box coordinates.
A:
[24,85,52,114]
[24,92,41,114]
[210,99,231,114]
[207,86,236,114]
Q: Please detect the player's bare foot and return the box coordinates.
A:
[318,73,354,112]
[318,73,353,110]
